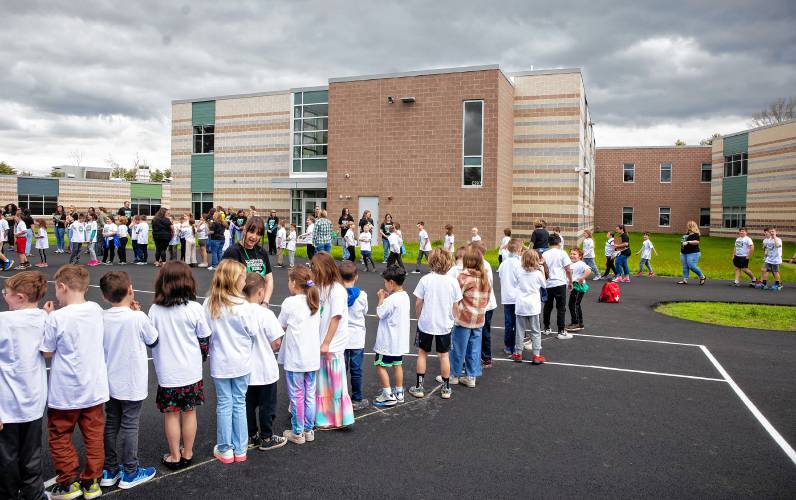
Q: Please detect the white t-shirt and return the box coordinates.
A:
[203,298,256,379]
[196,222,208,240]
[497,254,521,304]
[287,230,297,251]
[571,260,590,283]
[0,309,48,423]
[499,236,511,259]
[35,228,49,249]
[40,302,109,410]
[136,222,149,245]
[604,238,614,257]
[763,237,783,264]
[582,238,595,259]
[103,223,118,239]
[359,232,372,252]
[69,221,85,243]
[15,220,27,238]
[414,273,462,335]
[542,247,572,288]
[319,283,349,353]
[277,227,287,249]
[118,224,129,239]
[483,259,497,311]
[471,234,481,242]
[515,268,546,317]
[640,240,654,260]
[344,229,356,247]
[558,235,565,248]
[419,230,431,252]
[149,301,212,388]
[734,236,754,257]
[305,223,315,239]
[346,289,369,349]
[248,304,284,386]
[222,229,231,252]
[169,224,181,245]
[444,234,455,252]
[388,233,401,253]
[103,307,159,401]
[0,218,9,242]
[374,290,411,356]
[180,224,194,240]
[277,295,321,372]
[86,220,98,242]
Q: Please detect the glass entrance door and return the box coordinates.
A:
[303,199,326,232]
[290,189,327,233]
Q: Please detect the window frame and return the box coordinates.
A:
[291,91,328,177]
[701,163,712,183]
[192,124,215,155]
[461,100,484,188]
[18,194,58,216]
[722,206,746,229]
[723,153,748,178]
[192,192,214,220]
[699,208,710,228]
[623,163,635,183]
[622,206,634,226]
[659,163,672,183]
[658,207,671,227]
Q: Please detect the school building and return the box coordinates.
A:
[170,65,596,246]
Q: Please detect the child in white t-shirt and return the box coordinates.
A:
[117,216,129,265]
[470,227,481,242]
[40,265,109,497]
[413,222,432,273]
[731,227,756,286]
[387,226,405,270]
[498,228,512,264]
[168,220,181,261]
[99,271,159,489]
[581,229,600,280]
[0,271,49,500]
[409,248,462,400]
[359,223,375,272]
[102,218,118,265]
[242,273,286,451]
[86,213,100,266]
[276,221,286,268]
[514,250,547,364]
[444,224,455,253]
[498,239,524,359]
[567,248,592,333]
[344,221,357,264]
[136,216,149,265]
[340,261,369,410]
[68,214,87,265]
[373,265,410,407]
[14,212,30,269]
[287,224,297,268]
[278,267,321,444]
[541,234,572,339]
[34,219,49,268]
[603,231,616,279]
[635,232,658,277]
[757,227,783,290]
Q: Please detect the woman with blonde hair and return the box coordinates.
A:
[678,220,706,285]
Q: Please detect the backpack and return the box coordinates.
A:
[598,281,621,303]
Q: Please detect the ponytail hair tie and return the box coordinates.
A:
[306,280,315,288]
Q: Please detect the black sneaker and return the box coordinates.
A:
[411,269,421,274]
[258,435,288,451]
[249,433,263,449]
[352,398,370,410]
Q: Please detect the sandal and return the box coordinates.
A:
[676,280,688,285]
[699,276,707,286]
[161,454,182,471]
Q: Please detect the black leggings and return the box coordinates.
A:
[103,243,115,263]
[118,237,127,263]
[568,289,585,325]
[542,285,567,332]
[347,246,356,263]
[306,244,316,260]
[38,249,47,264]
[387,251,405,270]
[154,238,169,263]
[604,256,616,277]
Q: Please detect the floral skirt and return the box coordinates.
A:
[315,352,355,429]
[156,380,204,413]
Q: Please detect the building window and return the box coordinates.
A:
[623,163,635,183]
[131,198,161,217]
[658,207,671,227]
[723,153,747,177]
[292,91,328,174]
[722,206,746,228]
[699,208,710,227]
[660,163,672,183]
[701,163,712,182]
[290,189,327,232]
[192,192,213,220]
[462,100,483,187]
[193,125,214,154]
[622,207,634,226]
[18,195,58,216]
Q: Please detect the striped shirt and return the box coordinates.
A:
[453,269,491,328]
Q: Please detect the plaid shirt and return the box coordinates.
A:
[312,217,332,246]
[454,269,491,328]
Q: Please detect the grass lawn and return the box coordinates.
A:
[656,302,796,332]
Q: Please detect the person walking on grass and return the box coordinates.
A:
[677,220,706,286]
[413,221,431,273]
[312,210,333,255]
[379,214,394,264]
[731,227,756,287]
[612,225,631,283]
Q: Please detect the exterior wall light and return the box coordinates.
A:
[400,97,415,104]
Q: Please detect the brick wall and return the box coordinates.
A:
[58,178,131,212]
[0,176,17,205]
[595,146,712,234]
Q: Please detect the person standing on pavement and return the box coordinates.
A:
[117,201,134,220]
[612,225,632,283]
[338,208,354,260]
[266,211,279,256]
[151,208,173,268]
[312,211,333,254]
[530,219,549,255]
[53,205,67,254]
[379,214,394,264]
[677,220,707,286]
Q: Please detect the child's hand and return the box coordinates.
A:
[377,289,386,300]
[320,342,330,355]
[43,301,55,314]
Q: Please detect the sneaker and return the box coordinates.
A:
[771,284,783,291]
[234,451,247,462]
[557,332,573,339]
[622,277,631,283]
[566,323,579,331]
[754,283,765,289]
[542,328,553,336]
[352,398,370,410]
[135,262,146,265]
[373,392,397,407]
[87,260,99,266]
[502,347,513,355]
[258,435,288,451]
[14,265,27,270]
[118,467,156,489]
[394,389,405,403]
[636,272,644,277]
[304,430,315,442]
[2,259,13,271]
[100,467,122,487]
[612,277,623,283]
[408,385,425,398]
[198,263,208,268]
[436,374,458,385]
[411,269,421,274]
[440,386,452,399]
[48,481,83,500]
[459,376,476,388]
[511,353,522,362]
[81,479,102,499]
[213,445,234,464]
[249,433,263,448]
[282,429,306,444]
[482,359,492,368]
[567,324,584,332]
[592,275,602,281]
[532,354,546,365]
[648,272,655,277]
[207,266,215,271]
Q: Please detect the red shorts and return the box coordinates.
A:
[16,237,26,254]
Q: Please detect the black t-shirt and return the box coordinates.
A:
[209,220,225,240]
[681,232,700,254]
[339,215,354,234]
[234,216,247,229]
[380,222,393,239]
[531,228,549,249]
[266,216,279,235]
[52,213,66,229]
[118,207,134,219]
[152,217,173,240]
[223,243,272,277]
[620,232,631,256]
[359,217,374,232]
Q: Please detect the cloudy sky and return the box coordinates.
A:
[1,0,794,173]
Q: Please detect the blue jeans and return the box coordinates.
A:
[214,375,249,455]
[480,309,494,362]
[681,252,704,280]
[503,304,516,351]
[451,325,483,378]
[615,254,630,277]
[382,238,389,262]
[55,227,65,251]
[208,239,223,267]
[584,257,599,277]
[315,242,331,254]
[25,229,32,255]
[639,258,653,273]
[344,349,365,401]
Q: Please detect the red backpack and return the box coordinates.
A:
[598,281,621,303]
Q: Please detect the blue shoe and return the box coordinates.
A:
[754,283,764,289]
[99,466,122,487]
[2,259,13,271]
[771,284,783,291]
[118,466,156,489]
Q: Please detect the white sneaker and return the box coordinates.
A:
[213,445,234,464]
[207,266,215,271]
[304,430,315,442]
[557,332,573,340]
[542,329,552,336]
[394,388,404,403]
[436,375,458,385]
[282,429,305,444]
[373,392,397,407]
[592,275,602,281]
[459,376,476,388]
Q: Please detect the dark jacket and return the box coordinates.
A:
[152,217,173,240]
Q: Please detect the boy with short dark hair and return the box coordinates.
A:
[40,265,109,499]
[0,271,48,500]
[373,266,410,407]
[340,261,370,410]
[99,271,159,490]
[541,234,573,340]
[731,227,756,287]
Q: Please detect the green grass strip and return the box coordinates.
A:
[656,302,796,332]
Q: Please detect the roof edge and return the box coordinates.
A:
[722,118,796,138]
[509,67,582,77]
[596,145,712,150]
[172,88,293,105]
[329,64,501,84]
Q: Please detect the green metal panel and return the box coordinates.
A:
[722,176,747,206]
[723,133,748,156]
[18,177,59,196]
[191,155,214,193]
[130,183,162,199]
[192,101,216,125]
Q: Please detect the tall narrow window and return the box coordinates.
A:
[192,192,214,220]
[660,163,672,183]
[699,208,710,227]
[701,163,712,182]
[623,163,635,183]
[292,90,328,174]
[622,207,634,226]
[192,125,214,154]
[462,100,483,187]
[658,207,671,227]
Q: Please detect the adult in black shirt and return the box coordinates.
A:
[151,208,173,266]
[530,219,549,254]
[207,213,226,269]
[3,203,17,250]
[338,208,354,258]
[266,211,279,255]
[358,210,374,233]
[223,216,273,303]
[118,201,134,219]
[378,213,393,264]
[613,225,631,280]
[677,220,706,285]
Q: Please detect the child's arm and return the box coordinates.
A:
[565,264,573,289]
[748,242,754,258]
[580,266,591,283]
[415,297,424,318]
[376,289,387,318]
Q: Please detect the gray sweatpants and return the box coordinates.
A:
[103,398,144,474]
[516,314,541,356]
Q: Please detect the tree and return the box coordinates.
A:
[674,139,686,146]
[49,167,65,178]
[122,169,137,182]
[751,97,796,127]
[20,171,33,177]
[110,166,127,179]
[149,169,164,183]
[163,168,172,180]
[700,133,721,146]
[69,150,84,167]
[0,161,17,175]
